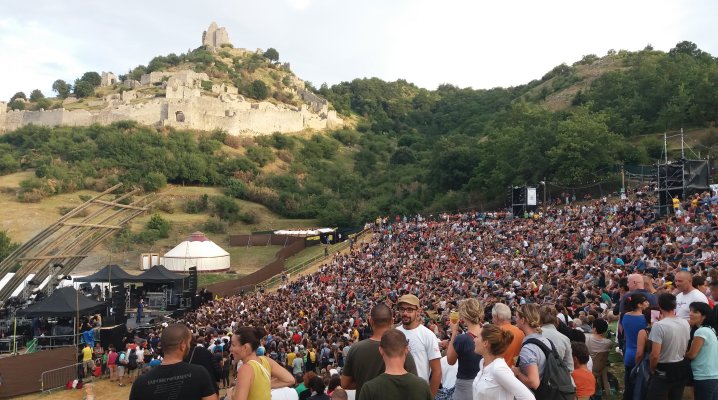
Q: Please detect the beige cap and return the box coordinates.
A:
[397,294,420,308]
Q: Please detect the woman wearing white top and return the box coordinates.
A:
[473,324,535,400]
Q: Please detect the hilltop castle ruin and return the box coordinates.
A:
[0,23,342,135]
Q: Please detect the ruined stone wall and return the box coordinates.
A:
[2,108,94,131]
[140,71,174,86]
[297,89,328,113]
[0,71,343,135]
[202,22,231,49]
[0,102,6,130]
[101,72,118,87]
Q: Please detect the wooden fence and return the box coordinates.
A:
[206,235,306,297]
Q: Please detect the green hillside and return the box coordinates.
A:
[2,40,718,243]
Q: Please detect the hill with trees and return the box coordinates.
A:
[1,41,718,234]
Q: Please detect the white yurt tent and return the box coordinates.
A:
[161,231,230,272]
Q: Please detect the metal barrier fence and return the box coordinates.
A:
[40,362,82,392]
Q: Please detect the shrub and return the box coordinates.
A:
[212,195,240,222]
[0,154,20,174]
[184,194,209,213]
[142,172,167,192]
[8,100,25,110]
[18,189,44,203]
[133,229,160,244]
[201,80,213,91]
[155,198,175,214]
[145,213,170,238]
[238,211,259,224]
[224,178,247,198]
[202,218,227,234]
[277,149,294,163]
[247,80,269,100]
[246,146,275,167]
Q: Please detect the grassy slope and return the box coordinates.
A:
[0,172,320,278]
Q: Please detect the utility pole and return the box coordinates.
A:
[621,163,625,193]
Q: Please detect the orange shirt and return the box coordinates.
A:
[499,323,525,367]
[571,367,596,398]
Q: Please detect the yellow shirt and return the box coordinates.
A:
[286,352,296,367]
[82,346,93,362]
[247,357,271,400]
[673,197,680,209]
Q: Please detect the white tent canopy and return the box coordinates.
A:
[160,231,230,272]
[273,228,335,237]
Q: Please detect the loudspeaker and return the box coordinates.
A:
[100,324,128,351]
[188,266,197,294]
[111,284,126,324]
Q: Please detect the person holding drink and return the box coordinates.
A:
[446,298,484,400]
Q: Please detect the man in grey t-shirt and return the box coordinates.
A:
[646,293,690,400]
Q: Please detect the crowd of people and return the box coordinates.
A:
[118,188,718,400]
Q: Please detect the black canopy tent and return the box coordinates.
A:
[126,265,184,283]
[18,287,107,346]
[74,264,135,282]
[124,265,187,309]
[18,287,106,318]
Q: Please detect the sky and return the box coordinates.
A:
[1,0,717,101]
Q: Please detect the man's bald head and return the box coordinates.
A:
[675,270,694,294]
[370,303,393,328]
[627,273,644,290]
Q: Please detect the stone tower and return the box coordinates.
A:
[202,22,231,50]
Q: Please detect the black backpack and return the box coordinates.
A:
[128,352,138,370]
[521,338,576,400]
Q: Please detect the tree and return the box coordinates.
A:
[73,80,95,98]
[0,231,19,262]
[248,80,269,100]
[212,196,240,222]
[263,48,279,63]
[10,92,26,101]
[52,79,71,98]
[79,71,102,87]
[145,213,170,238]
[142,171,167,192]
[29,89,45,102]
[8,100,25,110]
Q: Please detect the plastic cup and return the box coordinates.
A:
[450,311,459,324]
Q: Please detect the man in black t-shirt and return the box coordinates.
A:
[130,324,217,400]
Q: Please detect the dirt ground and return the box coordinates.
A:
[16,377,232,400]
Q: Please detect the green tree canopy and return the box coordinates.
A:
[248,80,269,100]
[263,48,279,63]
[29,89,45,102]
[52,79,72,98]
[79,71,102,87]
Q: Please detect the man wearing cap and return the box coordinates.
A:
[395,294,441,397]
[342,303,418,398]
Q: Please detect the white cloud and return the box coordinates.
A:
[0,18,86,99]
[286,0,313,10]
[0,0,717,100]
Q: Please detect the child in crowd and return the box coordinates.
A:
[571,342,596,400]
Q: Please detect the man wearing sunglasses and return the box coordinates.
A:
[395,294,442,397]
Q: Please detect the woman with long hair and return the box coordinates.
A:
[229,327,295,400]
[446,298,484,400]
[685,302,718,400]
[473,324,535,400]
